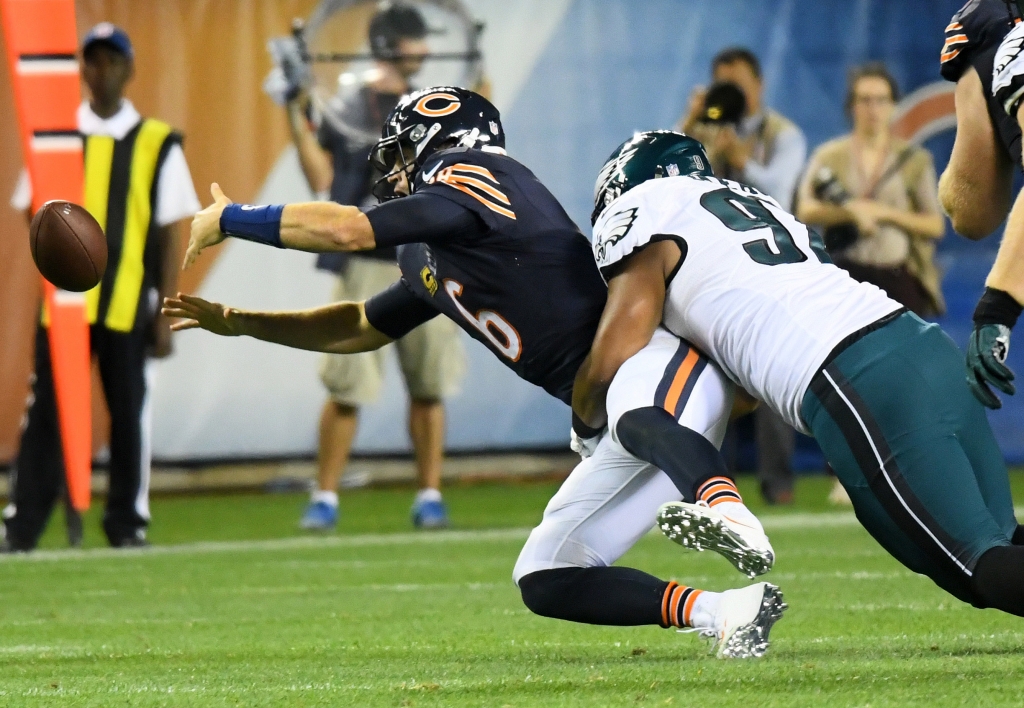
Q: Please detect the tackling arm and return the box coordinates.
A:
[938,67,1014,240]
[572,240,679,431]
[161,294,392,354]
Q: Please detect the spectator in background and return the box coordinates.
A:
[797,63,946,318]
[797,62,946,507]
[5,24,200,550]
[678,47,808,505]
[284,3,464,531]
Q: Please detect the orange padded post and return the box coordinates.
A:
[2,0,91,512]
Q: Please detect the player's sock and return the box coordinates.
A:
[311,490,339,507]
[415,487,443,504]
[519,566,688,626]
[616,406,729,503]
[694,476,765,535]
[971,544,1024,616]
[660,580,721,629]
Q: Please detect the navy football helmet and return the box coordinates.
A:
[592,130,713,224]
[370,86,505,199]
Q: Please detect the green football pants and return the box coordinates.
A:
[801,312,1016,604]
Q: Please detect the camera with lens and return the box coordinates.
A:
[811,166,858,254]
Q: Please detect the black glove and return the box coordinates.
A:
[966,288,1021,409]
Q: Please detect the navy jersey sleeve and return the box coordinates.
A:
[941,0,1015,82]
[364,278,439,339]
[364,192,485,249]
[414,149,518,230]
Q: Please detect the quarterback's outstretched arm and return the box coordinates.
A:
[182,184,482,270]
[182,183,376,269]
[161,293,392,354]
[572,240,678,431]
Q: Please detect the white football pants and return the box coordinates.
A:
[513,328,733,583]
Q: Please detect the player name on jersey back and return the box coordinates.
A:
[592,175,902,432]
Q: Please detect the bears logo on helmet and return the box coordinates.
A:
[369,86,505,201]
[413,92,462,117]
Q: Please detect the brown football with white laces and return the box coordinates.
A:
[29,200,107,292]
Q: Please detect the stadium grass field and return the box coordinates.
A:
[2,472,1024,707]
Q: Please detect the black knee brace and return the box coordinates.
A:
[616,406,729,501]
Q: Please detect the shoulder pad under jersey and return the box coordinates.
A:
[993,20,1024,115]
[416,148,516,226]
[941,0,1016,82]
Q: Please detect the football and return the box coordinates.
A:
[29,200,107,292]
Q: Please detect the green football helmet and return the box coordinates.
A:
[591,130,713,224]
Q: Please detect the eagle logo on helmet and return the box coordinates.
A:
[413,92,462,117]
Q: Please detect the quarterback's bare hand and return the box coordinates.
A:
[184,183,232,270]
[162,293,241,336]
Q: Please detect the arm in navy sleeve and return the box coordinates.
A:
[364,192,485,248]
[364,279,440,339]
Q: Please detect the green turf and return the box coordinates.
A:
[2,471,1024,707]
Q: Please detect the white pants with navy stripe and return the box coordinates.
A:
[513,328,733,584]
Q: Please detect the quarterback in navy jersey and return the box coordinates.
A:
[167,87,785,658]
[938,0,1024,409]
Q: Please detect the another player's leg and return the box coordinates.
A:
[303,263,390,530]
[397,313,464,529]
[513,441,785,658]
[2,324,65,551]
[303,399,357,530]
[608,329,773,576]
[408,398,447,528]
[803,313,1022,612]
[94,326,151,547]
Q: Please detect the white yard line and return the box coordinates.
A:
[4,507,1022,563]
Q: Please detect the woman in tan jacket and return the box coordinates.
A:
[797,63,946,317]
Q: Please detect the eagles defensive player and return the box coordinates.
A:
[166,88,784,657]
[938,0,1023,409]
[579,130,1024,618]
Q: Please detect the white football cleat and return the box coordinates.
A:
[657,501,775,577]
[701,582,787,659]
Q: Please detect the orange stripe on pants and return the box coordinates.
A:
[663,348,700,416]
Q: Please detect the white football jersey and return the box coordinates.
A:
[592,175,902,433]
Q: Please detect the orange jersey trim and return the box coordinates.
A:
[430,163,516,220]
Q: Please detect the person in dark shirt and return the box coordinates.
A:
[166,87,784,658]
[938,0,1023,410]
[284,4,465,530]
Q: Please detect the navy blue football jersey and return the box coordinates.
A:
[941,0,1022,165]
[364,147,607,405]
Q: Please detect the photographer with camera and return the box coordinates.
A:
[270,4,466,531]
[797,62,945,318]
[678,47,807,211]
